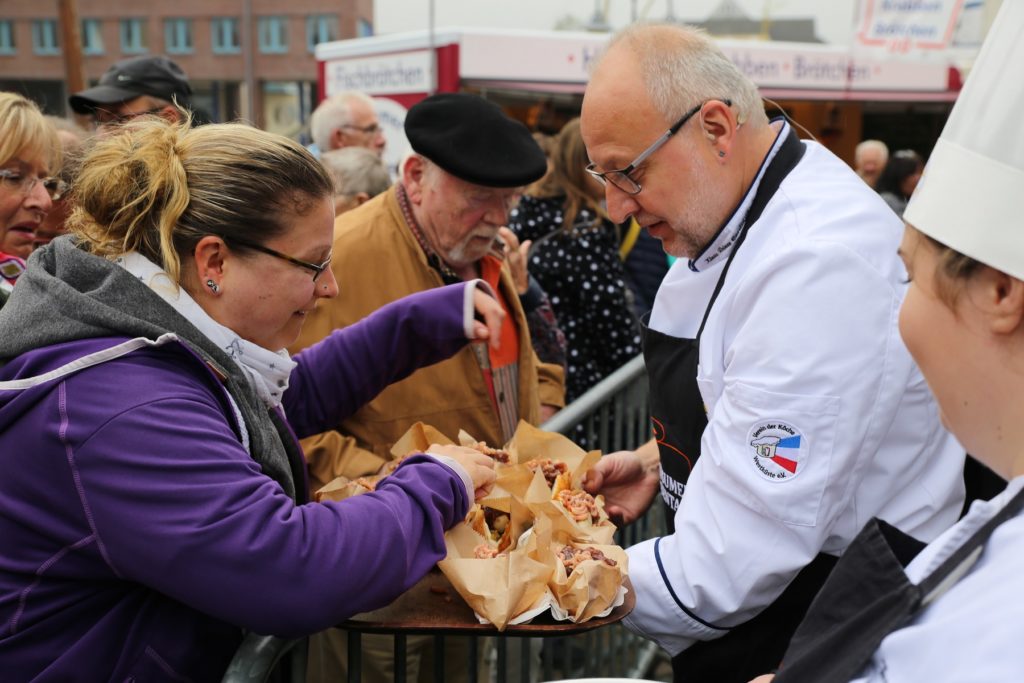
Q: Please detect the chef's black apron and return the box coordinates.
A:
[641,128,839,682]
[774,484,1024,682]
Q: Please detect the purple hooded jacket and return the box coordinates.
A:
[0,240,478,681]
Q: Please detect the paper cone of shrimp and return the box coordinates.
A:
[464,492,535,555]
[439,498,551,630]
[528,479,616,545]
[494,421,601,501]
[536,513,628,623]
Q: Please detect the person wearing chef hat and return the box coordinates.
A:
[749,3,1024,681]
[579,22,967,683]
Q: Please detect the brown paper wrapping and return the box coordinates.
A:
[535,513,628,622]
[437,508,551,631]
[313,422,456,503]
[314,475,372,503]
[438,420,628,629]
[391,423,456,458]
[313,420,628,627]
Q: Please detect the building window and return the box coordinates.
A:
[357,18,374,38]
[211,17,240,54]
[164,19,193,54]
[81,19,104,55]
[31,19,60,55]
[306,15,336,52]
[0,20,15,55]
[258,17,288,54]
[120,19,147,54]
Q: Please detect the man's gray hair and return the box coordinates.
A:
[605,23,768,130]
[310,91,376,152]
[321,146,391,199]
[855,139,889,163]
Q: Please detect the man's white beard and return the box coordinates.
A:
[445,226,500,268]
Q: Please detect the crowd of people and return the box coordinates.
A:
[854,139,925,218]
[2,4,1022,680]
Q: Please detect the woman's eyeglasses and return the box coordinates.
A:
[0,169,69,201]
[223,236,332,283]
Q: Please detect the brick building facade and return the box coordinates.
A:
[0,0,373,136]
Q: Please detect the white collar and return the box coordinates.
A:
[115,252,296,409]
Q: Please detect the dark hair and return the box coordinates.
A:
[915,229,983,307]
[68,115,333,283]
[876,150,924,200]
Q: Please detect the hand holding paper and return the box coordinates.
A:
[426,443,496,500]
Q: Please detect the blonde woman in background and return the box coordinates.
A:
[0,92,60,290]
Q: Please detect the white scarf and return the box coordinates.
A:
[115,252,296,409]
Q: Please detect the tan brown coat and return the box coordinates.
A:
[290,187,566,491]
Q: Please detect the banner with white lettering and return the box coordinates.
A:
[324,51,432,97]
[856,0,966,55]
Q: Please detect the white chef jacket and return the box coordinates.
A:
[623,122,966,656]
[851,475,1024,682]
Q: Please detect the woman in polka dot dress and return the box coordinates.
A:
[509,118,641,403]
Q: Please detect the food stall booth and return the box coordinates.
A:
[315,26,962,173]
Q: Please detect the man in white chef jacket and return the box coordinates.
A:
[580,23,965,683]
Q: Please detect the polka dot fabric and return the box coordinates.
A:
[510,195,641,402]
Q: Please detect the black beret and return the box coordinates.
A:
[405,93,547,188]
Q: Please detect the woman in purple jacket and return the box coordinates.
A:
[0,116,499,681]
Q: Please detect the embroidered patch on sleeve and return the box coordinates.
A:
[748,420,806,482]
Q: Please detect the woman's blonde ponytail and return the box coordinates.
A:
[68,115,333,285]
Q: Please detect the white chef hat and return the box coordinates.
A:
[903,0,1024,280]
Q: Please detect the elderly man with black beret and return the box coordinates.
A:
[290,92,566,682]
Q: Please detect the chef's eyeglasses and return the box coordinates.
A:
[0,169,69,201]
[223,236,332,282]
[586,99,732,196]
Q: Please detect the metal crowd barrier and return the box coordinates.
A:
[531,354,664,682]
[224,354,666,683]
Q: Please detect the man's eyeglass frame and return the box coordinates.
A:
[94,106,168,126]
[223,236,332,283]
[586,98,732,196]
[340,122,381,136]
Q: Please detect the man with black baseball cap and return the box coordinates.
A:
[69,55,192,126]
[290,92,565,683]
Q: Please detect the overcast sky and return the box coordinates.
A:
[373,0,860,45]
